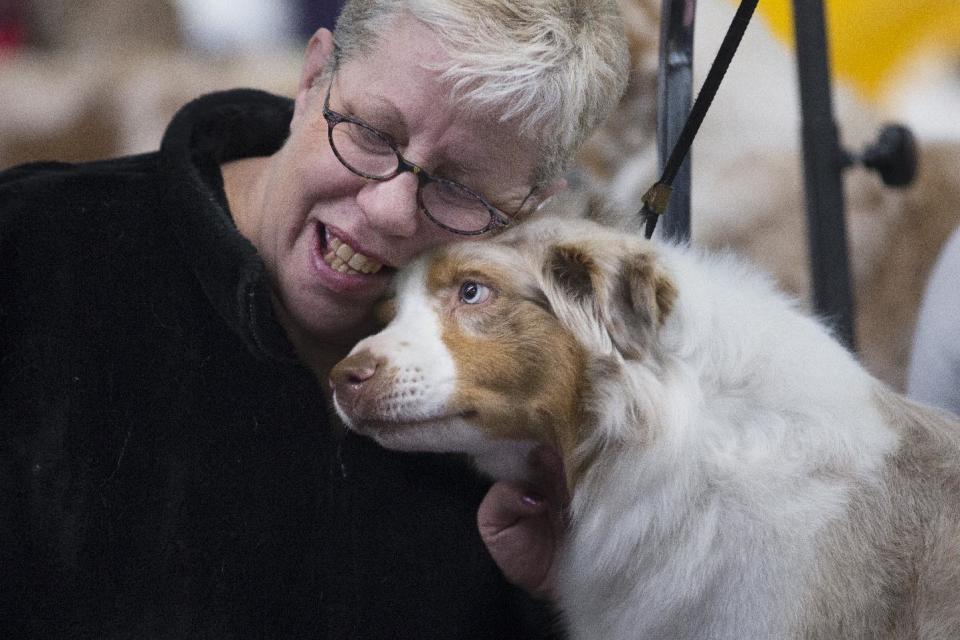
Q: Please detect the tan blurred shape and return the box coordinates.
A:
[1,0,301,169]
[24,0,183,52]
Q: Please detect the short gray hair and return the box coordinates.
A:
[332,0,630,185]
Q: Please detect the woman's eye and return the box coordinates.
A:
[344,122,392,154]
[458,281,491,305]
[433,181,475,207]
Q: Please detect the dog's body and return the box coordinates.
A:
[330,217,960,639]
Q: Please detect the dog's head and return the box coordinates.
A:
[329,217,677,482]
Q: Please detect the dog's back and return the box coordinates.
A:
[795,390,960,639]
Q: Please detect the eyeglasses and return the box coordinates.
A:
[322,77,534,236]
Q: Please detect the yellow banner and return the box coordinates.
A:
[756,0,960,100]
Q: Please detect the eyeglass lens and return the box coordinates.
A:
[330,120,496,234]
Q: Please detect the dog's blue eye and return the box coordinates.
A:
[459,281,491,305]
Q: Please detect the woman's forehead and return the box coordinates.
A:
[333,73,538,191]
[332,14,540,188]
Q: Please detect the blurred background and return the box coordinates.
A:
[0,0,343,168]
[1,0,959,390]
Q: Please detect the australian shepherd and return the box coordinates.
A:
[330,216,960,640]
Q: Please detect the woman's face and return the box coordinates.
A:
[242,15,549,351]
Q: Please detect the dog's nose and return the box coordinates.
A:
[329,350,381,410]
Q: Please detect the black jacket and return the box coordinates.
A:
[0,89,556,639]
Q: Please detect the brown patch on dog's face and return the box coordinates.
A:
[425,246,590,464]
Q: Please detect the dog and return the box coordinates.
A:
[330,216,960,639]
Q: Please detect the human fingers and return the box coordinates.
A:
[478,481,561,599]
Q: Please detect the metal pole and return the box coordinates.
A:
[792,0,857,349]
[657,0,696,242]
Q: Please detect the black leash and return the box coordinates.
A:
[641,0,761,239]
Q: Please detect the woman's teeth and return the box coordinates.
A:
[323,235,384,275]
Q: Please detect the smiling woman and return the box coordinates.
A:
[225,5,629,367]
[0,1,629,638]
[226,14,549,355]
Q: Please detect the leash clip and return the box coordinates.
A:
[640,182,673,239]
[638,0,760,240]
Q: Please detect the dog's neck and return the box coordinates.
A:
[470,404,588,489]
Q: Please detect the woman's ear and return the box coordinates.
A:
[294,28,336,115]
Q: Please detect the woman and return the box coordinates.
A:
[0,1,628,636]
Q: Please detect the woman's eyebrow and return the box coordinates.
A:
[434,157,477,179]
[344,93,408,138]
[338,87,490,180]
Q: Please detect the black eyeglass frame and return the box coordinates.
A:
[321,77,535,236]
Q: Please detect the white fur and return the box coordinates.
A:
[561,243,900,639]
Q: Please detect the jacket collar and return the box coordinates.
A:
[159,89,299,364]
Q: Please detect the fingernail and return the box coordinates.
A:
[521,493,544,506]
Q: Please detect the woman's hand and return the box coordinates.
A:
[477,447,569,601]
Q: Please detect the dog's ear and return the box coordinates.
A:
[542,242,608,352]
[546,244,597,302]
[603,251,677,359]
[544,242,675,359]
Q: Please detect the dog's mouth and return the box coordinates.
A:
[355,410,478,432]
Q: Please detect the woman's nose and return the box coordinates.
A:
[356,171,421,238]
